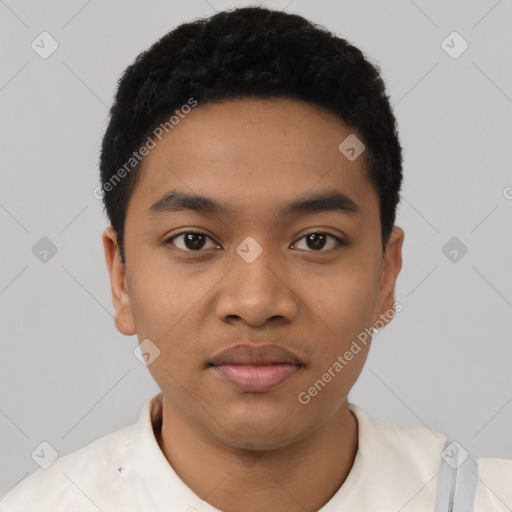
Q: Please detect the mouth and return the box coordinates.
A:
[210,363,302,392]
[207,343,304,393]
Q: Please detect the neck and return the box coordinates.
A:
[155,399,358,512]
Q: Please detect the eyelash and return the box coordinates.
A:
[165,230,345,253]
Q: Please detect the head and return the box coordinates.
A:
[101,6,404,449]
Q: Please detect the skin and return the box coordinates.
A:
[103,98,404,512]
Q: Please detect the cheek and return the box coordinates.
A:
[303,261,381,340]
[297,275,376,414]
[297,259,381,394]
[127,256,200,339]
[127,258,210,371]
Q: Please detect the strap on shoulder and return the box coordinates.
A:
[435,439,479,512]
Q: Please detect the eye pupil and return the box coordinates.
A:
[307,233,327,251]
[184,233,206,250]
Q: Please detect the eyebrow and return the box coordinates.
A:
[147,189,361,219]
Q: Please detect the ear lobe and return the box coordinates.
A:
[374,227,404,328]
[102,226,136,336]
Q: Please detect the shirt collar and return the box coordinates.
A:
[126,391,222,511]
[123,392,440,511]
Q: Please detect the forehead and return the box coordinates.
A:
[128,98,378,223]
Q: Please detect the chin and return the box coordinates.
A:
[208,406,311,450]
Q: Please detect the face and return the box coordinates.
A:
[103,98,404,450]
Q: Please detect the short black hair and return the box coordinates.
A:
[99,5,402,264]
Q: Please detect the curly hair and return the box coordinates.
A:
[99,5,403,264]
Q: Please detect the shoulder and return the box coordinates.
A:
[349,403,447,463]
[0,424,137,512]
[349,404,512,510]
[344,404,446,510]
[475,457,512,511]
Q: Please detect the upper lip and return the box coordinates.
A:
[208,343,303,367]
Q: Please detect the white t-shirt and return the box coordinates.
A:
[1,392,510,511]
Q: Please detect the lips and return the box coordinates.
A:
[208,343,303,392]
[209,343,303,366]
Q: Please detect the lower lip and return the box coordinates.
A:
[212,364,301,392]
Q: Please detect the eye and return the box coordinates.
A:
[166,231,220,252]
[292,232,344,252]
[165,230,345,253]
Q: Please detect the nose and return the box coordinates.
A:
[215,242,299,328]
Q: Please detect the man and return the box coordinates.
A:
[1,6,510,511]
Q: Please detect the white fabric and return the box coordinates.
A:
[1,392,510,511]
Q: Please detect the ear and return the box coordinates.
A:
[374,226,404,328]
[102,226,136,336]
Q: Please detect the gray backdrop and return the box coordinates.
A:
[1,0,511,498]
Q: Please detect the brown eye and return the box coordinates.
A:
[167,232,219,252]
[292,232,343,252]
